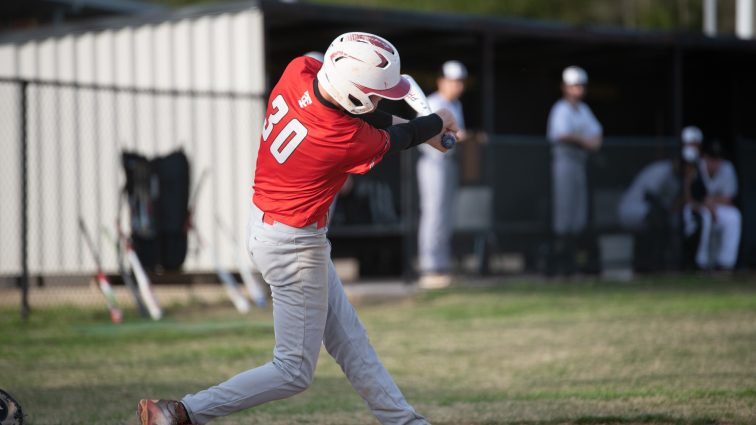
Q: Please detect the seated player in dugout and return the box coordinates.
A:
[137,32,461,425]
[682,132,741,271]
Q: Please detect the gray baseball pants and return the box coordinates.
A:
[552,147,588,235]
[181,203,428,425]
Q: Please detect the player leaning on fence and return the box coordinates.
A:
[136,32,461,425]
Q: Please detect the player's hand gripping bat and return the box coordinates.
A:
[402,74,457,149]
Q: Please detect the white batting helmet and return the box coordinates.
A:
[317,32,410,114]
[681,126,703,145]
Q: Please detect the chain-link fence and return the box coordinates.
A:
[2,77,754,319]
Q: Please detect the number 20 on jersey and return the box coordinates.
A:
[262,95,309,164]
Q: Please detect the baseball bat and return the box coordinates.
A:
[216,215,268,308]
[402,74,456,149]
[78,217,123,324]
[116,218,162,321]
[125,243,163,321]
[195,227,251,314]
[102,226,150,318]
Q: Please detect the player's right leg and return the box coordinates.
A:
[694,207,713,269]
[713,205,741,269]
[322,260,430,425]
[417,153,454,288]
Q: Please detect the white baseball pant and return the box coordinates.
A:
[417,147,457,273]
[617,198,649,232]
[683,204,741,269]
[181,203,429,425]
[552,152,588,235]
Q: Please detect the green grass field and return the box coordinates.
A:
[1,276,755,425]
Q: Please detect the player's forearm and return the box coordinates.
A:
[557,135,584,147]
[706,195,734,206]
[386,114,443,154]
[583,135,602,151]
[558,134,601,151]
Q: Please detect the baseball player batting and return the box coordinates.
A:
[137,32,461,425]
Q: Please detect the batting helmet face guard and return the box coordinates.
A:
[317,32,410,114]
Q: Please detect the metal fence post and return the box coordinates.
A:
[19,80,30,320]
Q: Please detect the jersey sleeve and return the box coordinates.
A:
[583,105,603,138]
[718,161,739,198]
[343,120,391,175]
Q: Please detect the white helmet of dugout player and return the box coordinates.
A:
[562,66,588,86]
[318,32,410,115]
[681,125,703,145]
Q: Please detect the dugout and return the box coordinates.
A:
[260,1,756,274]
[1,0,755,284]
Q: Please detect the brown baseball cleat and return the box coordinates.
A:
[137,399,193,425]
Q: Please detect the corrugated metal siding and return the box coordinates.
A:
[0,8,266,275]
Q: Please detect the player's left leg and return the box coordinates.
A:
[713,205,741,269]
[418,154,447,274]
[322,260,430,425]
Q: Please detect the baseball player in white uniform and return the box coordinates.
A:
[546,66,602,275]
[417,60,467,289]
[683,134,741,270]
[617,159,680,232]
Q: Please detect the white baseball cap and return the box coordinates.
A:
[681,126,703,145]
[442,60,467,80]
[562,66,588,85]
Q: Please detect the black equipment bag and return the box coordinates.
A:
[121,149,190,271]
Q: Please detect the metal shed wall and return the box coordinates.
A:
[0,7,266,275]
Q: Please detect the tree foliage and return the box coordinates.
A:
[150,0,724,32]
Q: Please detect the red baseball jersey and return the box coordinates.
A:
[252,57,390,228]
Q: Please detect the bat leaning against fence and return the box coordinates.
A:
[78,217,123,324]
[216,215,268,308]
[194,227,251,314]
[101,227,150,318]
[114,214,162,321]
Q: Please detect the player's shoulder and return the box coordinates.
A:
[279,56,322,84]
[578,101,594,112]
[720,159,737,174]
[548,98,569,117]
[649,159,673,174]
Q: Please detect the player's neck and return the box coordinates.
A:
[564,96,580,107]
[317,80,339,107]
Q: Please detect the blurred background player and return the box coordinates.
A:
[417,60,468,289]
[617,135,689,271]
[683,134,741,271]
[617,158,680,232]
[546,66,603,276]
